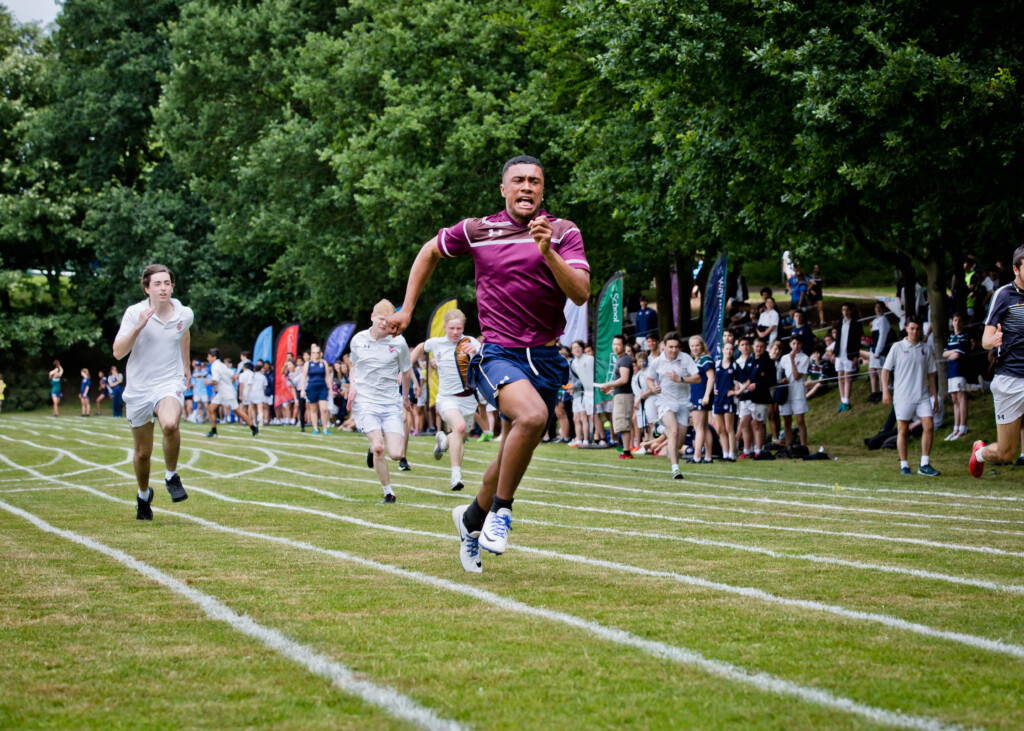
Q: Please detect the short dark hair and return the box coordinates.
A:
[572,340,586,350]
[905,316,922,327]
[141,264,173,291]
[663,331,682,346]
[502,155,544,180]
[1013,244,1024,271]
[613,334,626,345]
[760,287,773,298]
[208,348,220,359]
[754,337,767,346]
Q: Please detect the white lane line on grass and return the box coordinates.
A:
[6,442,1021,665]
[9,431,1022,560]
[523,451,1024,504]
[399,501,1024,597]
[0,499,467,731]
[0,486,79,494]
[0,473,967,731]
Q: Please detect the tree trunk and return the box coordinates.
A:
[894,252,917,320]
[655,263,673,339]
[674,251,697,336]
[922,251,949,399]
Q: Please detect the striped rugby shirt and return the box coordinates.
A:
[985,282,1024,378]
[437,209,589,348]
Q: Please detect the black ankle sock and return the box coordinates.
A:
[491,496,514,512]
[463,498,488,533]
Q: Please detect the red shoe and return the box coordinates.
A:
[738,453,751,459]
[618,451,633,459]
[968,440,986,478]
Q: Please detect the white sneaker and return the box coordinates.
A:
[452,504,482,573]
[434,431,448,460]
[479,508,512,555]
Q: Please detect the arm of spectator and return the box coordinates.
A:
[880,367,891,406]
[702,370,715,406]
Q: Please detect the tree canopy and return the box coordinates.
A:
[1,0,1021,397]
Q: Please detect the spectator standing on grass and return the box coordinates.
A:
[108,365,124,418]
[648,331,701,479]
[807,263,825,326]
[630,350,649,449]
[79,368,91,416]
[634,295,658,348]
[882,317,940,477]
[757,296,780,345]
[598,334,635,459]
[779,337,810,450]
[788,264,809,312]
[568,340,594,446]
[688,335,715,463]
[739,337,776,458]
[970,245,1024,477]
[95,371,107,415]
[863,301,892,403]
[735,337,756,458]
[834,303,863,412]
[49,360,64,416]
[643,335,662,433]
[713,341,738,461]
[943,313,970,441]
[790,310,816,353]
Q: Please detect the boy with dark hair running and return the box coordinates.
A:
[387,155,590,572]
[112,264,194,520]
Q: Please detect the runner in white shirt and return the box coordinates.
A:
[237,362,255,423]
[347,299,413,503]
[204,348,258,439]
[411,309,481,491]
[646,332,701,479]
[111,265,193,520]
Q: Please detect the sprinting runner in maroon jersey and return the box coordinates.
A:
[386,156,590,572]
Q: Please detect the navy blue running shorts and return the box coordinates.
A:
[468,343,569,418]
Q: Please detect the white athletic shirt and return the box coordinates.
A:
[116,298,193,399]
[425,335,481,396]
[651,353,700,406]
[883,339,937,405]
[780,351,810,402]
[208,359,236,398]
[757,309,780,344]
[251,371,268,400]
[572,354,595,391]
[349,329,412,407]
[870,315,891,358]
[237,369,254,400]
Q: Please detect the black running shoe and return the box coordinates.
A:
[251,425,259,438]
[450,480,465,491]
[367,448,374,469]
[398,457,411,471]
[165,474,189,503]
[205,429,217,438]
[136,490,153,520]
[1016,456,1024,467]
[383,493,396,504]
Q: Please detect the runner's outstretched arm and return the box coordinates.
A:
[388,238,442,335]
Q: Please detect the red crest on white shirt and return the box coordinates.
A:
[177,321,184,332]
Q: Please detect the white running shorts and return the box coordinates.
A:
[125,386,184,429]
[779,397,808,417]
[894,397,934,422]
[947,376,966,394]
[436,393,478,421]
[211,390,239,410]
[355,403,405,435]
[572,390,595,416]
[836,356,857,373]
[991,374,1024,425]
[657,400,690,425]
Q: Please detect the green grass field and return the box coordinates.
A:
[1,382,1022,730]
